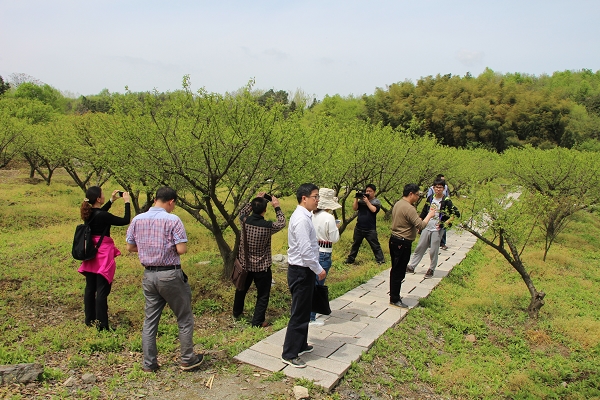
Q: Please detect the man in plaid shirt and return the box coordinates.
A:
[232,192,286,327]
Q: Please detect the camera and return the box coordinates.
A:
[263,193,272,202]
[118,191,124,197]
[355,191,366,199]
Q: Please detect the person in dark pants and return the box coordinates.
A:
[345,184,385,264]
[77,186,131,331]
[388,184,435,308]
[233,193,286,327]
[281,184,326,368]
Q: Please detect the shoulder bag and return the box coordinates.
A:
[231,219,249,291]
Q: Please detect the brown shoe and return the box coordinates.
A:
[180,354,204,371]
[424,269,434,278]
[406,266,415,274]
[441,245,448,250]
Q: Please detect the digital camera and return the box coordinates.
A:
[355,191,366,199]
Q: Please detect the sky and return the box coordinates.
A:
[1,0,599,99]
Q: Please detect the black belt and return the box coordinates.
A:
[390,235,411,242]
[144,265,181,271]
[318,240,333,248]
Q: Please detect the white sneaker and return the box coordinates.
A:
[309,320,324,326]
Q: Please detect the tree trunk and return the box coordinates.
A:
[464,226,545,318]
[527,290,546,318]
[213,229,236,279]
[505,239,545,318]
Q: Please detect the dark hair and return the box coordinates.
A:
[403,183,420,197]
[155,187,178,202]
[80,186,102,221]
[296,183,319,203]
[436,174,445,180]
[433,178,445,187]
[366,183,376,192]
[251,197,268,214]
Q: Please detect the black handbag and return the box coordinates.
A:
[231,219,249,291]
[311,285,331,315]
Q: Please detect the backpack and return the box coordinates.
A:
[72,212,106,261]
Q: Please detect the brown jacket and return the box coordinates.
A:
[390,199,428,241]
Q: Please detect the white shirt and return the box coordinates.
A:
[287,205,324,274]
[425,197,443,232]
[312,210,340,253]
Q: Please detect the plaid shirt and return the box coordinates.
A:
[237,203,286,272]
[126,207,187,266]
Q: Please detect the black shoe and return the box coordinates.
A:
[298,345,313,356]
[180,354,204,371]
[377,260,386,265]
[281,357,306,368]
[389,300,409,308]
[343,259,354,265]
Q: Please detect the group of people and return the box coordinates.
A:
[78,186,202,372]
[76,175,458,372]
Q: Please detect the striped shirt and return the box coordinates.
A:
[126,207,187,266]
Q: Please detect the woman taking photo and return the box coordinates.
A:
[78,186,131,331]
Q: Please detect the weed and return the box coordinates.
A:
[295,377,316,390]
[68,354,88,368]
[0,346,34,364]
[81,334,124,354]
[263,371,285,382]
[193,298,223,315]
[41,367,65,381]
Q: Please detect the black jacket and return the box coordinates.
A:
[419,195,460,228]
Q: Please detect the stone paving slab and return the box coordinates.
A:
[234,230,478,391]
[283,364,340,390]
[234,349,285,372]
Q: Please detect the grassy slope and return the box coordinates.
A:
[1,170,599,399]
[339,208,600,399]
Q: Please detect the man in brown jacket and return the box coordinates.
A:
[388,184,436,308]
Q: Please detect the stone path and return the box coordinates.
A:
[234,230,478,391]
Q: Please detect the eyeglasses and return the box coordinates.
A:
[308,195,320,200]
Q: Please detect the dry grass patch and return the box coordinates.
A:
[506,371,534,393]
[553,317,600,349]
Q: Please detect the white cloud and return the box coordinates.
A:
[456,50,485,67]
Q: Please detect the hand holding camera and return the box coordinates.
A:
[111,190,130,203]
[270,195,280,208]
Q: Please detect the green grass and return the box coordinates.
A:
[342,208,600,399]
[1,169,599,399]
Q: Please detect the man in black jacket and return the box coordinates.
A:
[406,178,460,278]
[344,184,385,264]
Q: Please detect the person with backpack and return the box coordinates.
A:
[77,186,131,331]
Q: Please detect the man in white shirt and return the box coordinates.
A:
[281,183,327,368]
